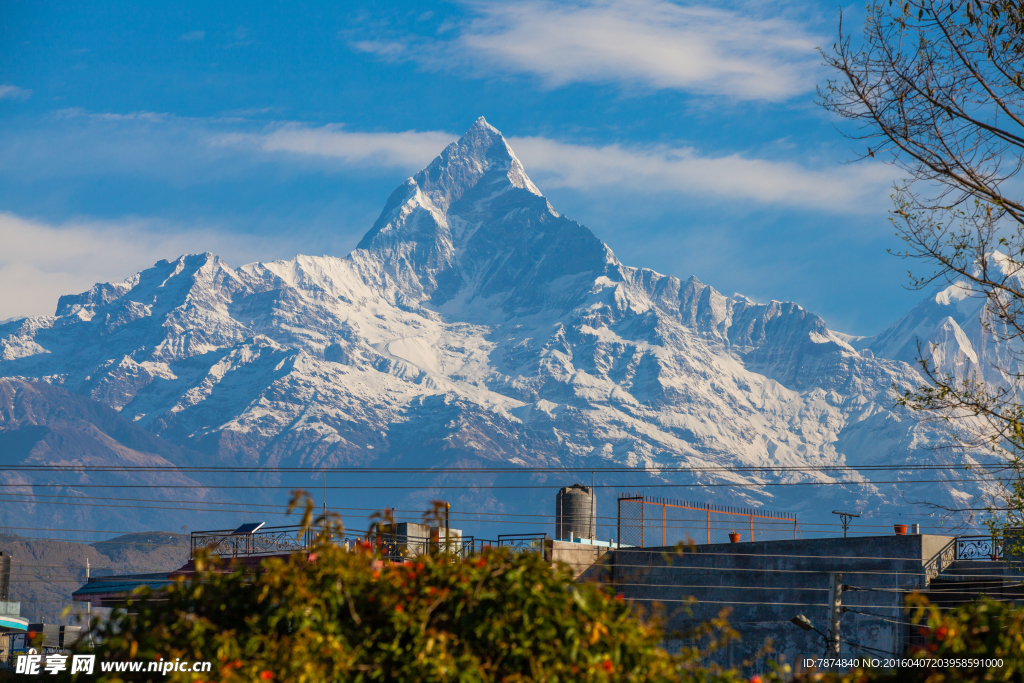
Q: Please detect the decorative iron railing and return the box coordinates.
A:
[190,525,315,558]
[956,535,1002,561]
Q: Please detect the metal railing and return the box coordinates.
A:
[190,525,494,562]
[956,535,1002,561]
[497,534,547,553]
[375,534,476,561]
[190,525,315,558]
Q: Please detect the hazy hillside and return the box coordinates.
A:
[0,531,188,623]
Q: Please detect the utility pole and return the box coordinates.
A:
[827,573,843,656]
[832,510,860,538]
[86,558,93,646]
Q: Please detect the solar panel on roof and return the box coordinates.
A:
[232,522,265,535]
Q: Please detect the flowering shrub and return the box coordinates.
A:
[73,497,779,682]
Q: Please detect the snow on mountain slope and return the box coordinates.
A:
[0,118,996,530]
[868,259,1024,388]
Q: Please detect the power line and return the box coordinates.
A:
[0,478,1008,488]
[0,463,1002,473]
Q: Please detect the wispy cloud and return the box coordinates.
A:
[0,85,31,101]
[227,122,891,212]
[352,0,821,101]
[0,213,281,319]
[214,123,456,169]
[507,136,893,212]
[180,30,206,42]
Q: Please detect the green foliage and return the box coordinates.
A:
[72,498,776,682]
[899,595,1024,682]
[794,595,1024,683]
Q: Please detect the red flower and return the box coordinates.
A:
[936,626,948,640]
[260,671,273,680]
[395,604,404,613]
[749,676,762,683]
[603,660,613,672]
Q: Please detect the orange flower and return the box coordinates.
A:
[260,671,273,680]
[749,676,762,683]
[603,660,613,672]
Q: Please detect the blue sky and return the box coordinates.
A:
[0,0,915,334]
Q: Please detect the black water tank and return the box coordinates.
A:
[556,484,596,540]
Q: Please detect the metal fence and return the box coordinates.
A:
[190,525,544,562]
[617,493,798,547]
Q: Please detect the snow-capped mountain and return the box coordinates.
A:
[865,262,1024,388]
[0,118,995,533]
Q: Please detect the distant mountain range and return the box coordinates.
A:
[0,117,1003,536]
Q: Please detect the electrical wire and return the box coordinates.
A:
[0,463,1004,473]
[0,478,1006,488]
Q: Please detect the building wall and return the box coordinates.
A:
[607,534,955,671]
[548,541,611,580]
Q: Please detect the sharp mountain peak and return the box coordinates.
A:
[354,118,610,313]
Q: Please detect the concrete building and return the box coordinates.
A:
[603,533,1018,670]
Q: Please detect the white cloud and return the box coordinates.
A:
[353,0,821,101]
[0,85,31,101]
[180,30,206,42]
[507,136,894,211]
[224,122,892,212]
[214,123,456,169]
[0,213,281,319]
